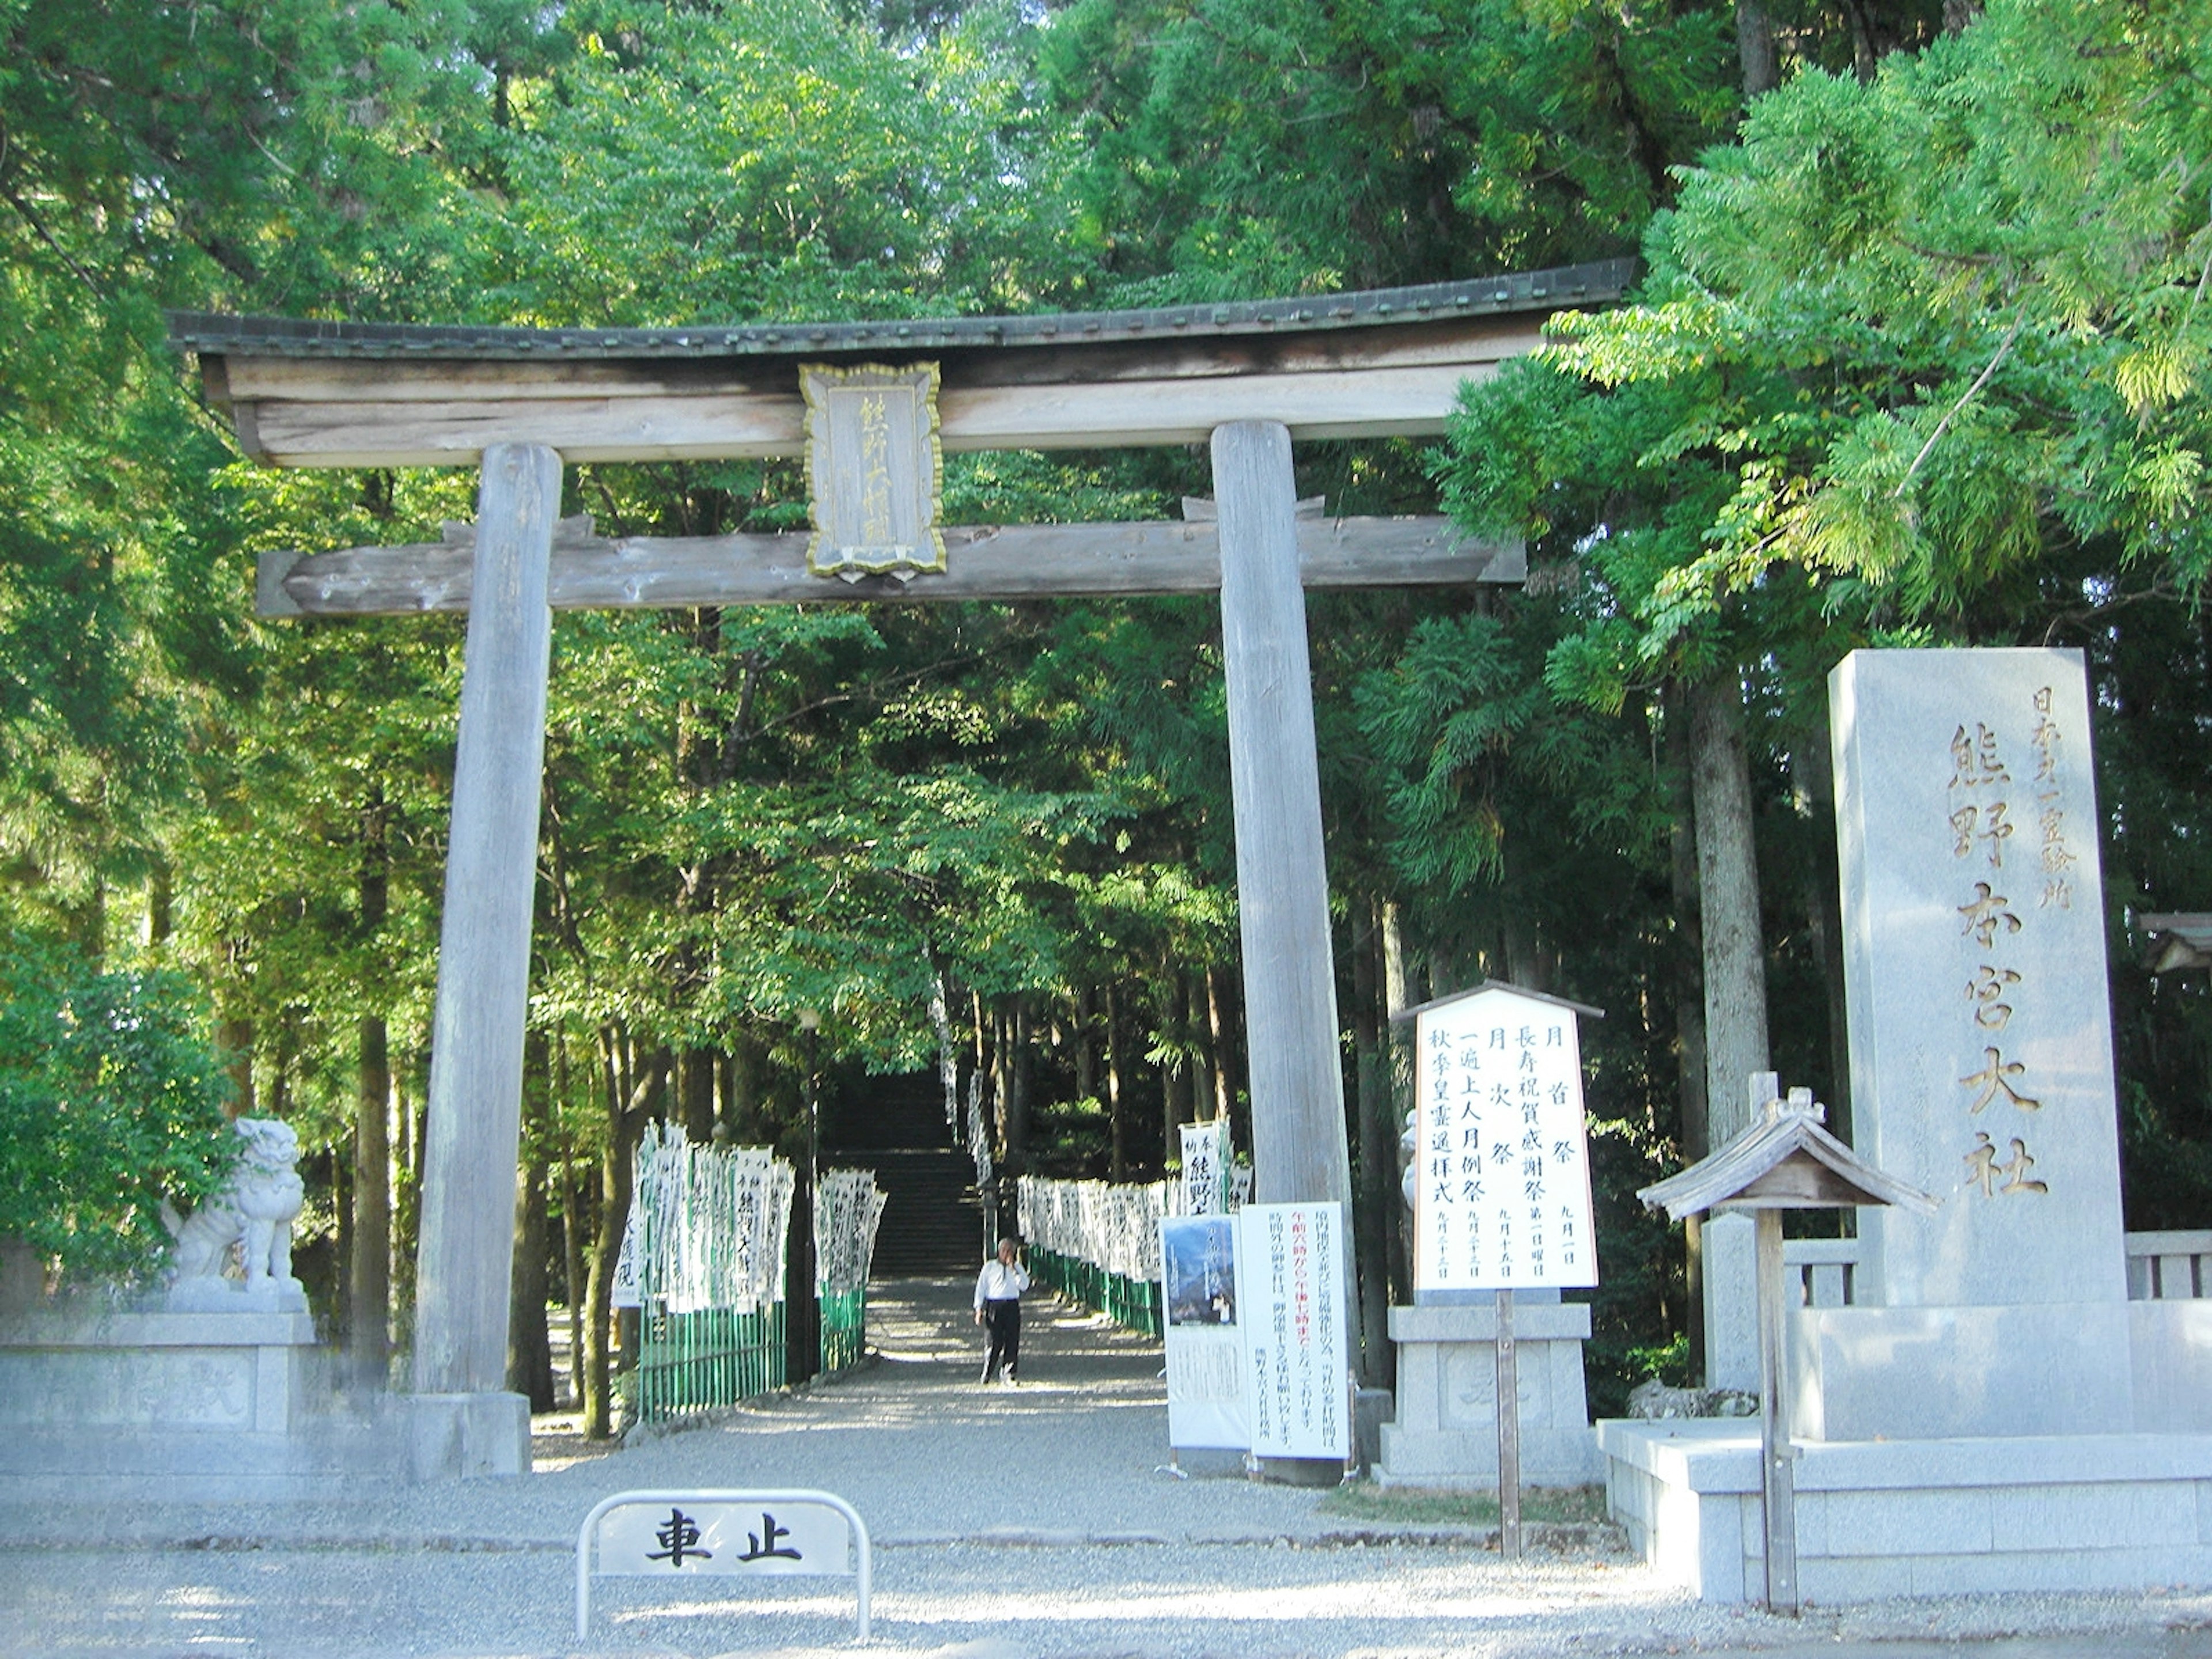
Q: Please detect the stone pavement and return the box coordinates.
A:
[2,1277,2209,1658]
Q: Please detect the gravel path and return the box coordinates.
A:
[3,1278,2210,1658]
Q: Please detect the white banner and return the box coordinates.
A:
[1238,1202,1349,1460]
[1179,1120,1231,1215]
[1412,984,1598,1293]
[1161,1214,1247,1449]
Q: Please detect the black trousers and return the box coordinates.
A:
[981,1297,1021,1381]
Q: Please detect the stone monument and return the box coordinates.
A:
[1806,647,2180,1438]
[1599,647,2212,1603]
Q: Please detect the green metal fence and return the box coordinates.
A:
[1029,1246,1162,1338]
[633,1301,787,1422]
[820,1286,868,1373]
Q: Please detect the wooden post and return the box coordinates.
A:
[1755,1207,1800,1613]
[1497,1287,1521,1560]
[1214,420,1353,1487]
[1210,421,1352,1213]
[412,442,562,1403]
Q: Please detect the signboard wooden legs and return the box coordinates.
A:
[1755,1208,1799,1613]
[1496,1287,1521,1560]
[412,442,560,1415]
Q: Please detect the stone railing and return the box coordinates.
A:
[1781,1238,1861,1307]
[2125,1229,2212,1301]
[1781,1230,2211,1307]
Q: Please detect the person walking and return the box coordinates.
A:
[974,1235,1031,1385]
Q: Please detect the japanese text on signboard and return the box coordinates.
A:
[1412,987,1598,1293]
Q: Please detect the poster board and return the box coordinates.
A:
[1236,1202,1350,1460]
[1161,1214,1247,1449]
[1160,1200,1349,1458]
[1411,984,1599,1294]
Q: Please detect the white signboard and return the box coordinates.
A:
[594,1498,850,1577]
[577,1487,870,1641]
[1238,1202,1349,1460]
[1412,985,1598,1293]
[1161,1214,1247,1449]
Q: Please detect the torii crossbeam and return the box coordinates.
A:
[171,259,1632,1477]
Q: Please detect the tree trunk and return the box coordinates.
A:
[678,1048,716,1143]
[147,861,172,949]
[1016,998,1036,1156]
[1205,963,1236,1130]
[1160,976,1181,1165]
[558,1147,586,1410]
[582,1031,656,1440]
[1690,672,1771,1148]
[1185,974,1217,1121]
[725,1037,764,1142]
[1380,901,1412,1307]
[1105,983,1127,1181]
[221,1016,255,1120]
[509,1154,554,1412]
[1665,683,1713,1160]
[1074,986,1097,1105]
[350,786,392,1389]
[350,1014,392,1388]
[1351,897,1395,1388]
[508,1033,555,1413]
[582,1118,628,1441]
[1736,0,1779,97]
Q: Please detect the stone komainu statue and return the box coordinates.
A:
[161,1117,306,1312]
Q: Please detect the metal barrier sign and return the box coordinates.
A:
[576,1487,870,1641]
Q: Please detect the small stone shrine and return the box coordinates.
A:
[1601,647,2212,1603]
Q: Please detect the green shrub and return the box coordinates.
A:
[0,941,236,1287]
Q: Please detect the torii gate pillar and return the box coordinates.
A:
[407,441,560,1478]
[1211,421,1354,1214]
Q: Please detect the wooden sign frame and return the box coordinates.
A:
[801,361,945,582]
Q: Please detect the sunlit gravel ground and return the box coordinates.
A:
[5,1279,2210,1659]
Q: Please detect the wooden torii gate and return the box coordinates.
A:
[171,258,1631,1476]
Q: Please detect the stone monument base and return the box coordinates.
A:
[1601,1419,2212,1603]
[1790,1299,2212,1441]
[1377,1296,1601,1488]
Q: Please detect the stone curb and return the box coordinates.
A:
[0,1520,1624,1556]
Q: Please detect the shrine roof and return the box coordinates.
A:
[1639,1098,1938,1220]
[167,259,1634,363]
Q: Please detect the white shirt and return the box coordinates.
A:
[975,1258,1031,1306]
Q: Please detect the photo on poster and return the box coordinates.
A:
[1162,1214,1238,1327]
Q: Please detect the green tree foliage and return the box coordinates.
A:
[1038,0,1743,297]
[1467,0,2212,643]
[0,938,234,1282]
[13,0,2211,1411]
[1442,0,2212,1236]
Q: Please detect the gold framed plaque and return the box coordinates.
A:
[801,362,946,582]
